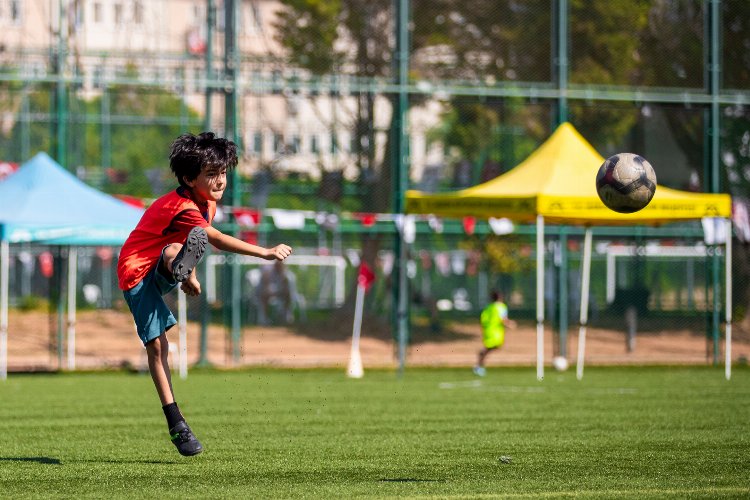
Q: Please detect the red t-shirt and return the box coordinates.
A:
[117,188,215,290]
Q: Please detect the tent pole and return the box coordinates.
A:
[66,247,77,370]
[396,221,409,377]
[56,248,66,369]
[536,215,545,381]
[576,228,593,380]
[1,240,8,381]
[725,218,732,380]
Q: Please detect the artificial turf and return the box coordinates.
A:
[0,366,748,499]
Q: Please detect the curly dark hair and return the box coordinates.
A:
[169,132,238,187]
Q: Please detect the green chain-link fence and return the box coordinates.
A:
[0,0,748,371]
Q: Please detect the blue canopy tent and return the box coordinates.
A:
[0,152,143,244]
[0,153,144,378]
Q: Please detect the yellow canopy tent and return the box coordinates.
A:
[407,122,731,224]
[406,122,733,379]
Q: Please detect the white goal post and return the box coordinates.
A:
[205,254,347,307]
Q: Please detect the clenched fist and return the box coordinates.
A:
[265,244,292,261]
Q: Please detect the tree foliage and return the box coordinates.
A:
[0,76,199,197]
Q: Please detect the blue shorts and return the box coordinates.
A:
[123,256,178,345]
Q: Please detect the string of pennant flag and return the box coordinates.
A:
[118,196,747,242]
[219,206,516,239]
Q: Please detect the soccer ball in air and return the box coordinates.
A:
[595,153,657,213]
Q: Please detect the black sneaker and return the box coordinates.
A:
[169,421,204,456]
[172,227,208,282]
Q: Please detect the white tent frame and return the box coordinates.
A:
[0,243,189,379]
[571,219,733,381]
[1,240,8,380]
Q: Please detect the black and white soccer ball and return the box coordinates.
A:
[595,153,657,213]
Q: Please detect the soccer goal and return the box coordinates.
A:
[204,253,347,309]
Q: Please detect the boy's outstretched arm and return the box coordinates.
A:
[204,226,292,260]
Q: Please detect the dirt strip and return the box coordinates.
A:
[5,309,748,372]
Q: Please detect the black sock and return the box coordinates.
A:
[163,402,185,430]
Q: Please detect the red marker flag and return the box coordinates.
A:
[349,262,375,378]
[357,262,376,291]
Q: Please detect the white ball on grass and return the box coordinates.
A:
[552,356,569,372]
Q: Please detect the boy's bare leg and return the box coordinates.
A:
[477,347,489,367]
[148,333,203,456]
[146,334,174,405]
[161,243,181,277]
[474,347,492,376]
[148,332,202,456]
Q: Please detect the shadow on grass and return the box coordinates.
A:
[0,457,61,465]
[379,478,444,483]
[74,459,184,465]
[0,457,185,465]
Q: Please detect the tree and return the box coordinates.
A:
[0,76,200,198]
[88,82,202,197]
[275,0,393,212]
[566,1,651,147]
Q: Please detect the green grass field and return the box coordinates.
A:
[1,367,749,499]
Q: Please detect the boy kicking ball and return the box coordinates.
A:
[117,132,292,456]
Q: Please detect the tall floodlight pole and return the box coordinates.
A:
[197,0,217,368]
[205,0,215,132]
[55,0,68,168]
[554,0,569,359]
[392,0,410,377]
[224,0,243,364]
[554,0,569,125]
[707,0,721,365]
[53,0,69,370]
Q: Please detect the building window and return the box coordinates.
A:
[273,133,283,154]
[191,3,205,25]
[340,133,350,153]
[0,0,20,23]
[93,65,104,89]
[215,2,225,32]
[290,135,300,154]
[114,3,123,24]
[246,2,262,34]
[133,1,143,24]
[253,132,263,154]
[330,134,338,154]
[10,0,22,23]
[93,2,102,23]
[74,0,84,26]
[310,135,319,154]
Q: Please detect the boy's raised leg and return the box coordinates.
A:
[171,227,208,282]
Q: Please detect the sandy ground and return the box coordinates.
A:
[5,308,749,373]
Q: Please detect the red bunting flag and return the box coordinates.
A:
[0,161,19,181]
[234,208,261,228]
[235,208,261,244]
[113,194,145,209]
[39,251,54,278]
[462,216,476,235]
[355,213,377,227]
